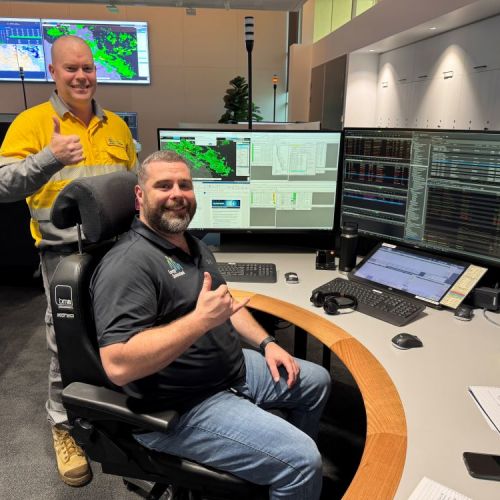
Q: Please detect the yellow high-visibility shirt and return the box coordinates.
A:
[0,92,136,247]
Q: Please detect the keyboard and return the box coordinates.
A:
[217,262,277,283]
[312,277,426,326]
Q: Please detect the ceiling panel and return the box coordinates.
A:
[5,0,306,12]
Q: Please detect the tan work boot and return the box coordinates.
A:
[52,427,92,486]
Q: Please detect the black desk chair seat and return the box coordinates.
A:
[49,171,268,500]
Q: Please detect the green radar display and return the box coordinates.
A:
[163,139,233,177]
[42,19,150,84]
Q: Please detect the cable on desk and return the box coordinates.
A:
[482,308,500,327]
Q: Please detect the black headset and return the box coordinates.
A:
[310,290,357,315]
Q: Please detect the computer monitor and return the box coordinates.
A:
[0,17,150,84]
[0,18,47,82]
[42,19,150,84]
[0,113,18,136]
[157,129,342,241]
[115,111,138,140]
[340,128,500,268]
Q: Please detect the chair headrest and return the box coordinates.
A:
[51,171,137,243]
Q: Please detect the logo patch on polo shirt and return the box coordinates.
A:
[106,138,125,148]
[165,256,185,279]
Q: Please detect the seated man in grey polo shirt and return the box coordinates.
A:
[90,150,331,500]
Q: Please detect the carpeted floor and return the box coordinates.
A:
[0,282,365,499]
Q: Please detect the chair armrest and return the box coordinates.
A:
[62,381,179,433]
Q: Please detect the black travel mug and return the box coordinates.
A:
[338,222,358,273]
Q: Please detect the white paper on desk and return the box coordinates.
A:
[408,477,472,500]
[468,386,500,434]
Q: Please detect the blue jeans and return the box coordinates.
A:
[135,349,331,499]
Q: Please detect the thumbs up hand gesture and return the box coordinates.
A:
[49,117,85,165]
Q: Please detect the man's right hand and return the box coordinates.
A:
[195,272,249,331]
[50,116,85,165]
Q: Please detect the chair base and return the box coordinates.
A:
[123,477,213,500]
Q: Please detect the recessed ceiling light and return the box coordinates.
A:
[369,49,375,52]
[429,26,437,30]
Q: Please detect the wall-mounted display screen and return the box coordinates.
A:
[0,17,150,84]
[115,111,138,140]
[158,129,342,233]
[340,128,500,268]
[0,18,47,82]
[42,19,150,84]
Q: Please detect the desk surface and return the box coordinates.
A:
[217,251,500,500]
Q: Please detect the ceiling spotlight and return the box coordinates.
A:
[429,26,437,30]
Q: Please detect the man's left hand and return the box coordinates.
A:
[264,342,300,388]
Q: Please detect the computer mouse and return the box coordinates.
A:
[454,304,474,321]
[284,272,299,284]
[391,333,423,350]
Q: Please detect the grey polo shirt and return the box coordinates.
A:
[90,217,246,411]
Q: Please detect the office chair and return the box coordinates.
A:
[49,171,268,500]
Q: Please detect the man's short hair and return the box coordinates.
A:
[137,150,191,186]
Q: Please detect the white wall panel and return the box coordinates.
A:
[371,13,500,131]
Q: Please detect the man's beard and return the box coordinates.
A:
[145,199,196,235]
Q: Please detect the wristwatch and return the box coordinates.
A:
[259,336,277,355]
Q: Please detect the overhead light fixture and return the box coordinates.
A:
[429,26,437,30]
[369,49,375,52]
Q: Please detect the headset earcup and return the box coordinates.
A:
[310,291,325,307]
[323,296,339,315]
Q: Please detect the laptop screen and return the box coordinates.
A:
[350,243,468,306]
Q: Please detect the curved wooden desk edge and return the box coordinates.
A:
[231,289,407,500]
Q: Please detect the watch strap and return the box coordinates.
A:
[259,336,277,355]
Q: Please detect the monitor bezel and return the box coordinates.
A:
[349,240,471,308]
[0,17,151,84]
[0,17,48,82]
[157,127,343,248]
[341,126,500,270]
[41,18,151,85]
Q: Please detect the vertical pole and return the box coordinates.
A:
[245,16,254,131]
[19,67,28,110]
[272,74,278,123]
[248,51,253,130]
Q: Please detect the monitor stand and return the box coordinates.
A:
[194,231,334,254]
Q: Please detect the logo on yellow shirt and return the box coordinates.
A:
[107,138,126,148]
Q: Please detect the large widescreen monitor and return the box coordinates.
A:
[0,17,150,84]
[340,128,500,268]
[158,129,342,235]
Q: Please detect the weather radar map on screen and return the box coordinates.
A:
[158,129,342,232]
[0,18,46,81]
[42,19,150,84]
[0,17,150,84]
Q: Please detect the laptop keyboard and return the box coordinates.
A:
[312,277,426,326]
[217,262,277,283]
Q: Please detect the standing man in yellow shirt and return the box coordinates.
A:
[0,35,136,486]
